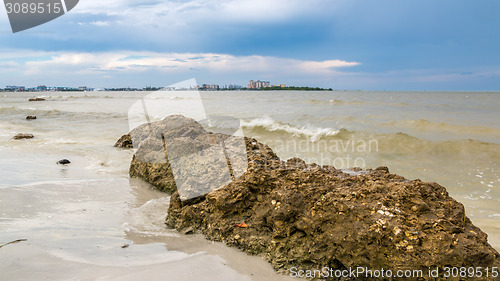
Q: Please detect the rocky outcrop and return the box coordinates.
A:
[166,163,499,279]
[121,115,499,280]
[122,115,276,194]
[13,133,34,140]
[122,115,208,193]
[129,154,176,193]
[26,116,37,120]
[28,98,45,101]
[114,134,133,148]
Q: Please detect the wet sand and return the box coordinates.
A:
[0,243,295,281]
[0,178,295,281]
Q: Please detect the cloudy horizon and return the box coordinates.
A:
[1,0,499,90]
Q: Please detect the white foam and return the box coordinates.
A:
[17,106,38,110]
[42,138,79,145]
[241,116,340,142]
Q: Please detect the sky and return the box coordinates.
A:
[0,0,499,90]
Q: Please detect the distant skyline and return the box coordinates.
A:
[1,0,499,91]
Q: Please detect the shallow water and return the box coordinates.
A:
[0,90,498,279]
[0,179,294,281]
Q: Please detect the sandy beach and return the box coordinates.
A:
[0,90,498,280]
[0,178,295,281]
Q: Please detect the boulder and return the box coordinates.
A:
[124,115,207,193]
[28,98,45,101]
[166,162,500,279]
[26,116,37,120]
[121,115,275,194]
[13,133,34,140]
[121,115,499,279]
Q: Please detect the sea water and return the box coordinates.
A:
[0,91,498,279]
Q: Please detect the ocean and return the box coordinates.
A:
[0,90,499,280]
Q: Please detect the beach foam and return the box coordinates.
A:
[241,116,340,142]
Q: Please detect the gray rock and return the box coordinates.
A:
[56,159,71,165]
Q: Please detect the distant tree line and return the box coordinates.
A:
[260,86,333,91]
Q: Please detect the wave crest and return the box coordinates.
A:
[241,116,340,142]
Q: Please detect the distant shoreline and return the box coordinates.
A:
[1,86,333,93]
[242,86,332,91]
[1,88,498,93]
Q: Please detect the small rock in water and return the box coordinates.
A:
[113,134,133,148]
[13,133,34,140]
[28,98,46,102]
[26,116,37,120]
[57,159,71,165]
[121,243,130,248]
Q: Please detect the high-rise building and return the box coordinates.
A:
[248,80,271,89]
[201,84,220,90]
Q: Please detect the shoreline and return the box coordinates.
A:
[121,115,499,279]
[3,89,500,94]
[0,90,498,280]
[0,177,295,281]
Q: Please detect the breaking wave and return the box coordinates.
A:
[241,116,341,142]
[240,117,500,161]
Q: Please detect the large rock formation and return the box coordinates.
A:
[116,115,204,193]
[120,115,499,280]
[116,115,261,194]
